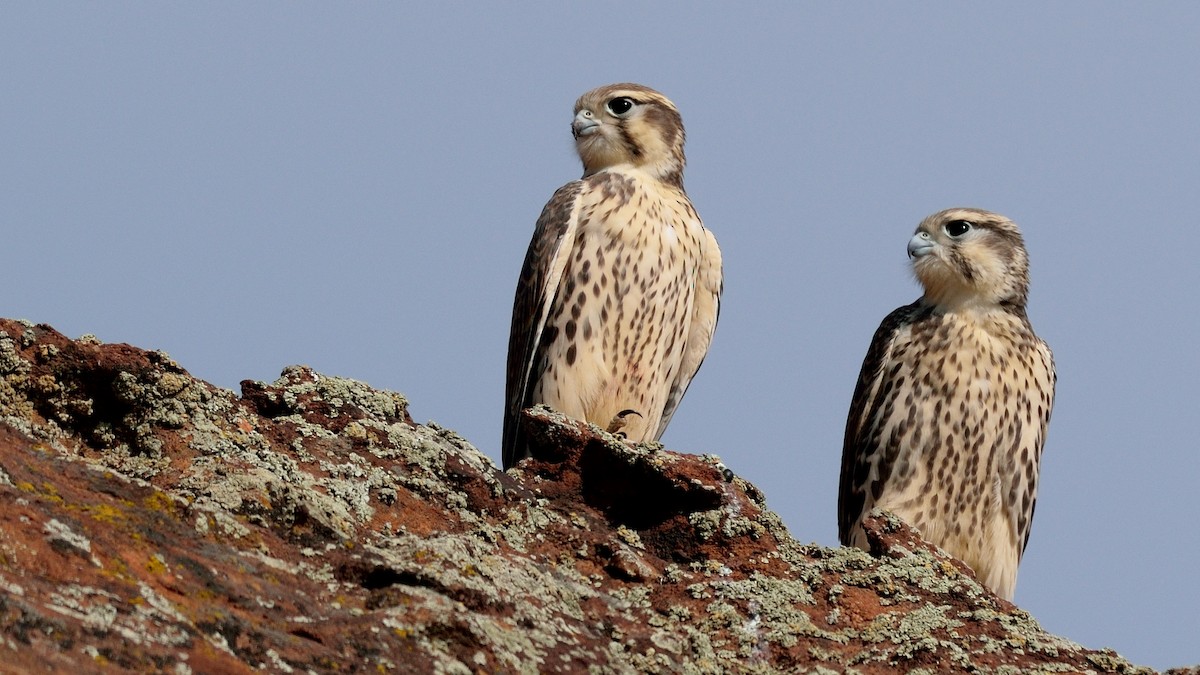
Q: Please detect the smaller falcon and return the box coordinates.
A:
[839,208,1055,600]
[502,83,722,470]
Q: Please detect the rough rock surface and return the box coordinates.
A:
[0,318,1166,673]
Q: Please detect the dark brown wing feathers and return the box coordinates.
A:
[502,181,583,469]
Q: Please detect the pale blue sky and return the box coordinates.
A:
[3,4,1198,669]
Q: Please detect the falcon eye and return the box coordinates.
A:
[945,220,973,237]
[606,97,635,116]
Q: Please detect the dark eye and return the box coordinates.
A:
[606,97,635,116]
[945,220,973,237]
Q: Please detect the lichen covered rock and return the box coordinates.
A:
[0,319,1157,673]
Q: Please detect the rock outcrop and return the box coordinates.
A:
[0,318,1163,673]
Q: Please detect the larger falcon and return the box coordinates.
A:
[503,83,722,470]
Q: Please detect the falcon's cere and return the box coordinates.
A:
[502,83,722,470]
[838,208,1055,600]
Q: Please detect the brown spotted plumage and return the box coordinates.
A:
[839,208,1055,600]
[502,83,722,469]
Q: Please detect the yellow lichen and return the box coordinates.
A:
[142,491,177,515]
[83,503,129,525]
[145,554,168,575]
[27,481,65,504]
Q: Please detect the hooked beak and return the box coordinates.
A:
[572,110,600,139]
[908,232,936,259]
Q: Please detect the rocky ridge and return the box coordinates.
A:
[0,318,1172,673]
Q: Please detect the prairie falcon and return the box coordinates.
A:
[839,208,1055,600]
[502,83,722,469]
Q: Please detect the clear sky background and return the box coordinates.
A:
[3,4,1197,669]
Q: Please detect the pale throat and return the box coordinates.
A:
[919,278,1005,315]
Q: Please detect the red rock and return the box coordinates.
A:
[0,319,1162,673]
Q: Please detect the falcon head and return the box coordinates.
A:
[571,83,686,187]
[907,208,1031,310]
